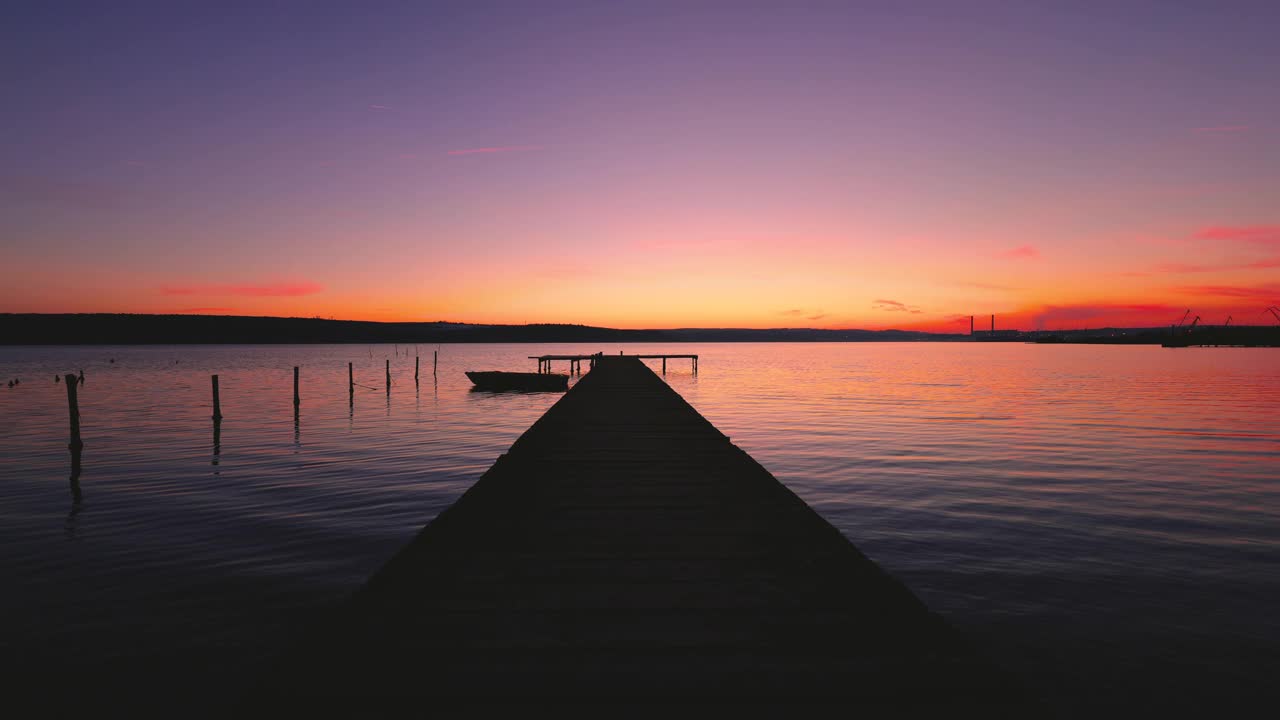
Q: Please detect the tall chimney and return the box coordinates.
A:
[991,314,995,333]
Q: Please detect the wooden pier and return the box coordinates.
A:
[531,352,697,374]
[253,356,1022,710]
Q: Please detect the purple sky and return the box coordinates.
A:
[4,1,1278,328]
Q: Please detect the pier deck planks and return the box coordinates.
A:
[256,357,1023,710]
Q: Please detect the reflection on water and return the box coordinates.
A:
[65,446,83,538]
[0,343,1277,714]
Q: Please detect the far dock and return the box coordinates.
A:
[530,352,697,374]
[253,356,1022,710]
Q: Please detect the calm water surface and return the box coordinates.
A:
[1,343,1277,713]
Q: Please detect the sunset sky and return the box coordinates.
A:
[3,1,1278,330]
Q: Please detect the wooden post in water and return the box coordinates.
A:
[211,375,223,421]
[294,366,301,409]
[415,356,420,384]
[433,350,438,378]
[348,362,354,403]
[385,359,391,394]
[662,357,666,375]
[64,373,83,450]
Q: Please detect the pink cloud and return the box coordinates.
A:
[160,281,324,297]
[447,145,543,156]
[1194,225,1280,244]
[1193,125,1249,133]
[1000,245,1040,260]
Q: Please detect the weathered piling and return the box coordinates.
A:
[211,375,223,421]
[293,366,301,409]
[254,357,1023,711]
[212,418,222,467]
[385,360,391,394]
[415,356,420,384]
[348,362,354,402]
[433,350,438,378]
[64,373,83,450]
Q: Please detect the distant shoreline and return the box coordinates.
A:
[0,313,977,345]
[1,313,1222,346]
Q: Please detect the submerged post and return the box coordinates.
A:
[348,362,354,401]
[386,359,391,394]
[64,373,83,450]
[433,350,438,378]
[415,356,420,384]
[294,366,301,409]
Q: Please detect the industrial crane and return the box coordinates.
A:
[1174,309,1192,328]
[1223,316,1232,327]
[1268,306,1280,325]
[1186,315,1201,331]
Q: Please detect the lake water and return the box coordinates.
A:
[1,343,1277,714]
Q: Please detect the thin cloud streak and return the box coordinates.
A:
[953,280,1020,291]
[1153,256,1280,274]
[160,281,324,297]
[873,299,922,314]
[1171,283,1280,302]
[1194,225,1280,244]
[1030,303,1184,329]
[446,145,544,156]
[779,308,827,321]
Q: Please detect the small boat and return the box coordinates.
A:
[465,371,569,392]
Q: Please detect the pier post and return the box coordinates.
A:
[434,350,438,378]
[662,358,666,375]
[64,373,83,450]
[212,375,223,421]
[348,362,354,403]
[294,366,301,409]
[386,359,391,394]
[415,356,420,384]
